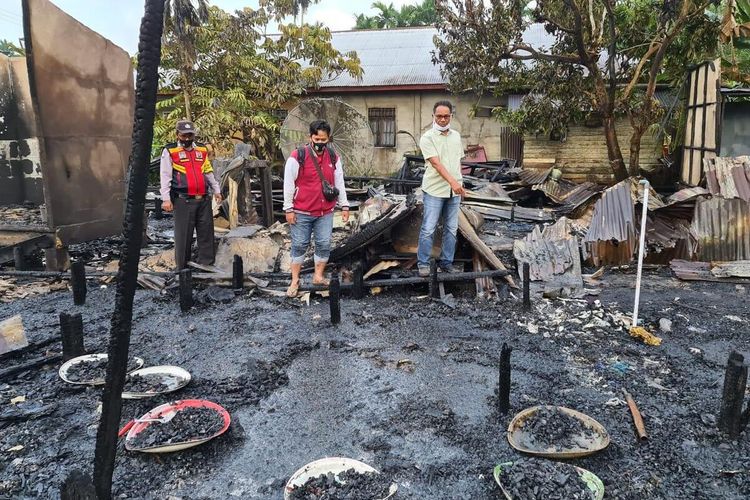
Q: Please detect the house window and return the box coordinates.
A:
[368,108,396,147]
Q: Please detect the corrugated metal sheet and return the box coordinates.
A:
[513,217,582,289]
[518,167,552,186]
[584,180,637,265]
[665,187,710,205]
[691,197,750,261]
[704,156,750,201]
[534,179,603,213]
[321,27,444,88]
[321,23,557,88]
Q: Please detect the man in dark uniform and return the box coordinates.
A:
[159,120,222,271]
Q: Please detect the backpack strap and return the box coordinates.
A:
[296,144,338,169]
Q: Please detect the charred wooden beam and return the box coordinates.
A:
[429,259,440,299]
[718,351,748,439]
[60,312,85,361]
[498,343,512,415]
[522,262,531,311]
[232,255,244,290]
[92,1,165,497]
[352,261,365,299]
[70,261,87,305]
[179,269,193,312]
[329,276,341,325]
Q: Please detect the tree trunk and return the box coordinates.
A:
[602,114,629,181]
[181,68,192,121]
[92,1,164,498]
[629,126,646,177]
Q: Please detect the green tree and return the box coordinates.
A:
[155,4,361,158]
[355,0,437,29]
[434,0,721,181]
[163,0,209,120]
[0,39,24,57]
[718,0,750,85]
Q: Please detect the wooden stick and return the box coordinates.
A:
[623,388,648,441]
[71,261,87,305]
[498,343,512,414]
[329,277,341,325]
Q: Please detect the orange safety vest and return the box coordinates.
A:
[165,142,213,196]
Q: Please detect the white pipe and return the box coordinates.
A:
[632,179,650,327]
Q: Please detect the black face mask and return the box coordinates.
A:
[180,139,194,148]
[312,142,326,153]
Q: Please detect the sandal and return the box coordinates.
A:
[312,278,330,287]
[286,283,299,297]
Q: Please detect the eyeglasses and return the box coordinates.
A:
[434,114,452,119]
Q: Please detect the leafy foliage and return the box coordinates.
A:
[0,39,24,57]
[154,2,361,159]
[434,0,721,180]
[355,0,437,29]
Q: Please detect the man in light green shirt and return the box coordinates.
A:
[417,100,466,276]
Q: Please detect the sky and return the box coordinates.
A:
[0,0,420,55]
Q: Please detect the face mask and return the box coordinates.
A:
[312,142,326,153]
[433,121,450,132]
[180,139,194,148]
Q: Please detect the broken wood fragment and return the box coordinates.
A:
[718,351,748,439]
[457,208,517,287]
[60,312,85,361]
[623,388,648,441]
[0,353,63,382]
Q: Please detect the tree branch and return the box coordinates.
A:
[504,43,582,64]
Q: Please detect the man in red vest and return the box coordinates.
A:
[159,120,222,271]
[283,120,349,297]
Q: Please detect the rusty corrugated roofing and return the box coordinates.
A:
[584,180,637,265]
[704,156,750,201]
[691,197,750,261]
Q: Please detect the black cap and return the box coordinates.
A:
[176,120,196,134]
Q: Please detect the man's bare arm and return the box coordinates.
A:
[425,156,465,196]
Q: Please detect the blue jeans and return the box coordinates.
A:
[290,212,334,264]
[417,192,461,269]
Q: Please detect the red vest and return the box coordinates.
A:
[292,146,337,216]
[166,142,213,196]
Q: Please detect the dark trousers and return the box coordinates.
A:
[173,196,214,271]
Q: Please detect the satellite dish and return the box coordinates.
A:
[280,98,375,175]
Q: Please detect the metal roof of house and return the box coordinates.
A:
[319,25,559,90]
[320,27,444,89]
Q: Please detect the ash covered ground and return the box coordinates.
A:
[1,266,749,499]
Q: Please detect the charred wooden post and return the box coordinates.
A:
[718,351,748,439]
[498,343,512,415]
[153,197,163,219]
[179,269,193,312]
[70,261,87,305]
[13,247,25,271]
[352,261,365,300]
[522,262,531,311]
[259,164,274,228]
[429,259,440,299]
[330,276,341,325]
[60,312,85,361]
[510,204,515,222]
[232,255,244,291]
[92,1,165,497]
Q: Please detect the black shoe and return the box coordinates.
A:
[439,264,462,273]
[417,266,431,277]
